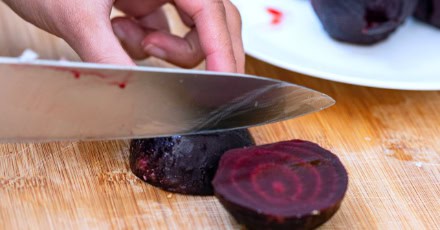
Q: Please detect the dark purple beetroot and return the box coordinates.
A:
[311,0,418,44]
[129,129,255,195]
[212,140,348,230]
[414,0,440,28]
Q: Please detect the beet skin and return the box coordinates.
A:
[212,140,348,230]
[129,129,255,196]
[312,0,418,44]
[414,0,440,28]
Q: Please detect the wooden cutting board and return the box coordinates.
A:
[1,3,439,229]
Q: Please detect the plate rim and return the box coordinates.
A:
[245,46,440,91]
[237,0,440,91]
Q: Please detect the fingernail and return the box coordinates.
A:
[143,44,167,59]
[112,23,126,40]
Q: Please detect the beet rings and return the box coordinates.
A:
[213,140,348,230]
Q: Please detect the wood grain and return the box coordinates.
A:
[1,2,439,229]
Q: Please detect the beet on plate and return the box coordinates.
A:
[311,0,418,44]
[129,129,255,195]
[414,0,440,28]
[212,140,348,230]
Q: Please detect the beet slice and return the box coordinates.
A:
[311,0,418,44]
[414,0,440,28]
[129,129,255,195]
[212,140,348,230]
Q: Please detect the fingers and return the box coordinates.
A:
[173,0,244,72]
[223,0,245,73]
[138,8,170,31]
[114,0,168,18]
[113,0,245,73]
[112,0,167,60]
[174,0,236,72]
[141,29,204,68]
[112,17,151,60]
[175,7,195,28]
[63,19,135,66]
[112,12,203,68]
[111,9,170,60]
[3,0,135,66]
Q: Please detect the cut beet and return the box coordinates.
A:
[311,0,418,44]
[212,140,348,230]
[129,129,255,195]
[414,0,440,28]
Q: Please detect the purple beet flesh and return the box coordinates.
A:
[212,140,348,230]
[311,0,418,44]
[414,0,440,28]
[129,129,255,195]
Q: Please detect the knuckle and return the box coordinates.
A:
[223,0,242,30]
[228,1,240,16]
[232,6,243,30]
[212,0,225,6]
[227,2,242,19]
[212,0,227,14]
[179,53,204,69]
[196,0,225,16]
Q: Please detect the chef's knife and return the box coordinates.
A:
[0,57,334,142]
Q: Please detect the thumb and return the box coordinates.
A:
[63,20,135,66]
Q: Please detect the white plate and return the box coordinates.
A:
[232,0,440,90]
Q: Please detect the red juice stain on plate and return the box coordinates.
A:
[267,7,283,25]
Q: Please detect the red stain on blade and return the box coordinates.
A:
[118,83,126,89]
[267,7,283,25]
[109,72,132,89]
[45,66,132,89]
[109,81,128,89]
[73,70,108,79]
[71,70,81,79]
[48,67,107,79]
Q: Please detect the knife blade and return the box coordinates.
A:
[0,57,335,142]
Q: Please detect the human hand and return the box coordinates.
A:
[3,0,244,73]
